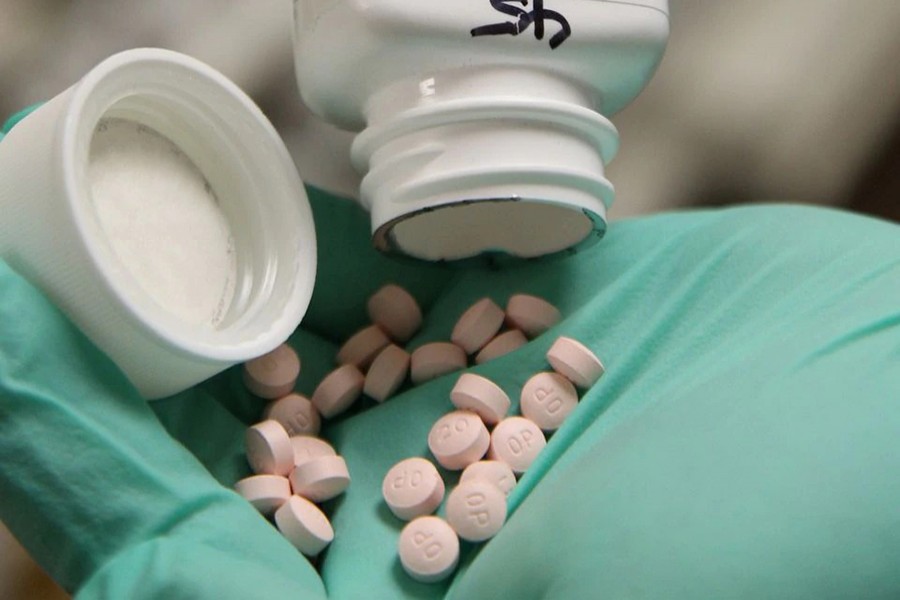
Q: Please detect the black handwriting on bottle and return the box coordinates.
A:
[471,0,572,49]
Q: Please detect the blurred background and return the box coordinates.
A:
[1,0,899,597]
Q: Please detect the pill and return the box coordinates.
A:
[274,495,334,557]
[382,457,445,521]
[505,294,561,338]
[460,460,517,496]
[450,373,510,425]
[546,336,605,388]
[409,342,467,385]
[246,420,294,476]
[445,479,507,542]
[428,410,490,471]
[474,329,528,365]
[289,455,351,502]
[290,435,337,467]
[242,343,300,399]
[398,516,460,583]
[367,284,423,343]
[234,474,292,515]
[520,371,578,432]
[489,416,547,474]
[264,393,321,437]
[451,298,505,354]
[336,324,391,370]
[311,364,365,418]
[364,344,410,402]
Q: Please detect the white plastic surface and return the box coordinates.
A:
[0,49,317,398]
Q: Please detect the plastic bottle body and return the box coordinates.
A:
[293,0,669,261]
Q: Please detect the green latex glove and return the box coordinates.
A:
[1,186,899,599]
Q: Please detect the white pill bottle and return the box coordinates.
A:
[293,0,669,261]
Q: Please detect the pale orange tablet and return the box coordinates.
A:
[409,342,467,385]
[445,479,507,542]
[382,457,445,521]
[474,329,528,365]
[489,416,547,474]
[336,324,391,370]
[546,336,605,389]
[311,364,365,418]
[264,393,321,437]
[274,495,334,557]
[367,284,423,343]
[505,294,561,338]
[428,410,490,471]
[398,516,459,583]
[290,435,337,468]
[234,474,291,515]
[364,344,410,402]
[289,455,351,503]
[520,371,578,432]
[245,420,294,476]
[451,298,505,354]
[242,343,300,399]
[450,373,510,425]
[460,460,517,496]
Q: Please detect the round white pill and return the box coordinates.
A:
[336,324,391,370]
[312,364,365,418]
[428,410,490,471]
[245,420,294,476]
[398,516,460,583]
[520,371,579,432]
[364,344,410,402]
[445,479,507,542]
[546,336,605,389]
[410,342,467,385]
[505,294,561,338]
[264,393,321,437]
[451,298,505,354]
[234,474,291,515]
[382,457,445,521]
[367,284,423,343]
[289,455,351,502]
[489,417,547,474]
[242,344,300,399]
[274,495,334,557]
[474,329,528,365]
[450,373,510,425]
[290,435,337,467]
[460,460,517,496]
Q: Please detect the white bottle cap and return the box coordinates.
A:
[0,49,316,399]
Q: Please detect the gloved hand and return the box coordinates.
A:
[1,185,899,599]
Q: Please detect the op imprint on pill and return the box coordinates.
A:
[364,344,410,402]
[505,294,561,338]
[367,284,422,342]
[234,474,291,515]
[311,364,365,418]
[242,343,300,399]
[274,495,334,557]
[451,298,505,354]
[264,393,321,437]
[336,324,391,370]
[382,457,445,521]
[398,516,460,583]
[428,410,491,471]
[450,373,510,425]
[245,420,294,476]
[489,416,547,474]
[520,371,578,432]
[410,342,467,385]
[460,460,517,496]
[445,479,507,542]
[546,336,605,389]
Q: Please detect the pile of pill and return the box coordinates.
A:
[232,283,606,582]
